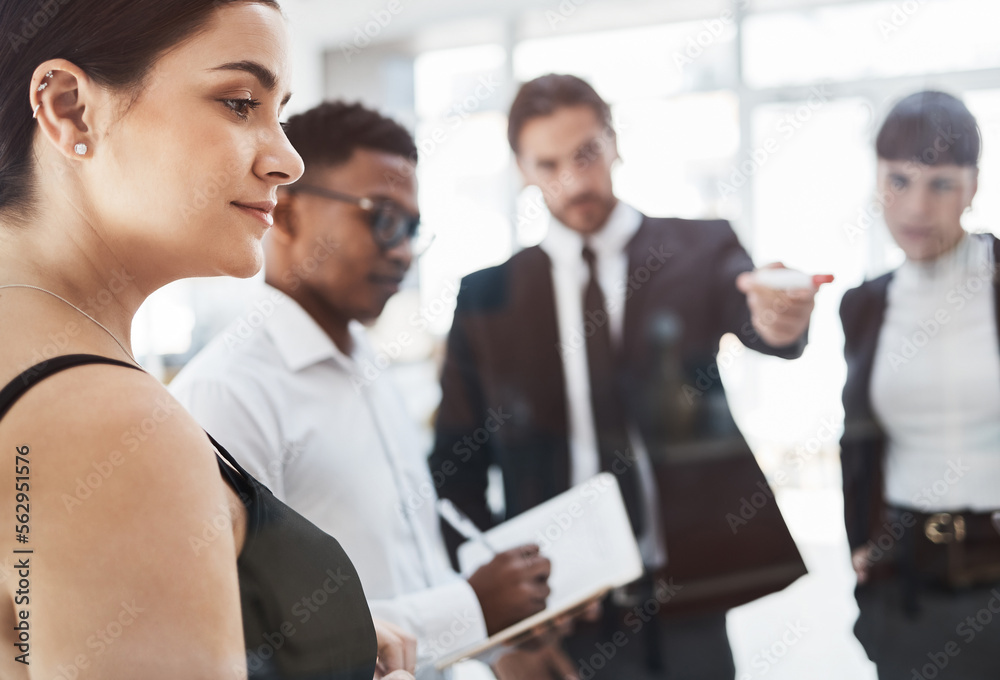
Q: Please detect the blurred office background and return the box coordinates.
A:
[137,1,1000,677]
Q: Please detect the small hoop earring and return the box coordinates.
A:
[32,104,41,119]
[74,143,88,156]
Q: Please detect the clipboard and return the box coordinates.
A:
[435,472,644,670]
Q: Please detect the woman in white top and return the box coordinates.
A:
[840,91,1000,679]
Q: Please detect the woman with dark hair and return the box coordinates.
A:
[840,90,1000,679]
[0,2,414,678]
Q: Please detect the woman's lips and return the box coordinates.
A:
[232,201,276,227]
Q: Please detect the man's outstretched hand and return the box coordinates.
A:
[737,263,833,348]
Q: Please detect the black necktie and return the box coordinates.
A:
[582,245,645,536]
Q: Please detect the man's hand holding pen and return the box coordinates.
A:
[436,494,605,678]
[468,544,552,635]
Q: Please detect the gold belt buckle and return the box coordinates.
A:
[924,512,967,544]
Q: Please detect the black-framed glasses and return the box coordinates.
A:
[288,184,431,254]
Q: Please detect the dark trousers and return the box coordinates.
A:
[563,602,735,680]
[855,579,1000,680]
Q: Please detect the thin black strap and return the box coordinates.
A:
[0,354,142,422]
[0,354,259,532]
[205,432,255,486]
[206,432,262,550]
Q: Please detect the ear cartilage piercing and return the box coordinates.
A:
[74,143,88,156]
[33,72,54,117]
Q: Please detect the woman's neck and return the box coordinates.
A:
[0,217,146,350]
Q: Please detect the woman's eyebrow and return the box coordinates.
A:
[210,60,278,92]
[210,60,293,106]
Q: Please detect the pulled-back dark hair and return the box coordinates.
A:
[876,91,980,167]
[507,74,614,155]
[0,0,281,218]
[281,101,417,175]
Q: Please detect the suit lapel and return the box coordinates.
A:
[510,247,571,493]
[622,216,656,363]
[852,274,892,422]
[992,236,1000,355]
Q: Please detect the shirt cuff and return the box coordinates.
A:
[369,579,488,673]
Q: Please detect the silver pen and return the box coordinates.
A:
[436,498,498,555]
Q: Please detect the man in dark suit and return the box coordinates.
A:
[430,74,817,680]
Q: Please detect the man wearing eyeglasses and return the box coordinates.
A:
[171,101,552,679]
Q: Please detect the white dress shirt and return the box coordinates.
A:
[871,233,1000,511]
[538,201,667,568]
[170,286,488,678]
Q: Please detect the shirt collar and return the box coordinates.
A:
[539,200,643,263]
[896,231,987,287]
[262,285,363,373]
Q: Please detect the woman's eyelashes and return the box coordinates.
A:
[222,97,262,121]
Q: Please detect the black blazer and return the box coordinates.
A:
[431,214,807,616]
[839,233,1000,551]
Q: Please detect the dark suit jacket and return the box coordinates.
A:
[431,214,808,616]
[839,234,1000,551]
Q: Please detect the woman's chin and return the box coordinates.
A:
[213,243,265,279]
[901,242,946,263]
[230,254,265,279]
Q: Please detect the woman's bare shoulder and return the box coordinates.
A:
[0,363,248,678]
[0,361,214,482]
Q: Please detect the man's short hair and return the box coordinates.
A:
[282,101,418,173]
[507,74,614,155]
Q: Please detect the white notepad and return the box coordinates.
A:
[434,472,644,670]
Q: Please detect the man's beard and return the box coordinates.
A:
[552,193,616,234]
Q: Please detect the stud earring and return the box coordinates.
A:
[74,143,88,156]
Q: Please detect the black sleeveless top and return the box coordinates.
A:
[0,355,378,679]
